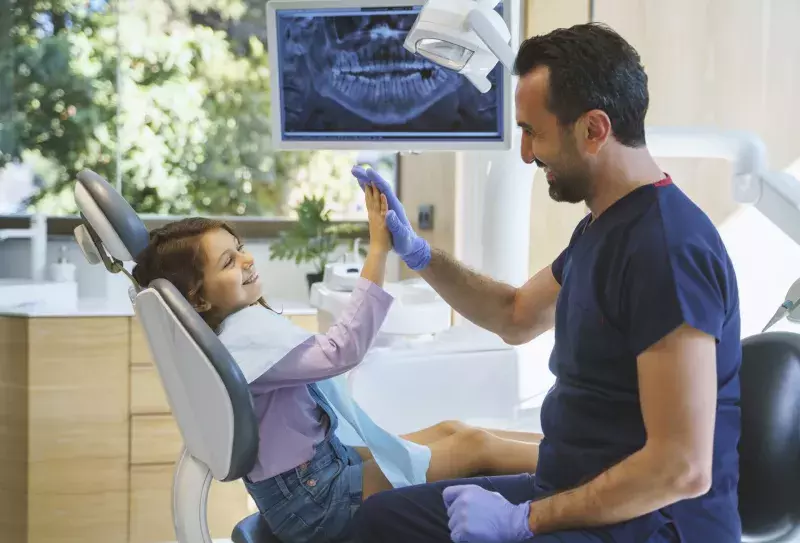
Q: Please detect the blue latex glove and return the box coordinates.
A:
[351,165,431,271]
[443,485,534,543]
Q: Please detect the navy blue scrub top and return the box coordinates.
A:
[537,176,742,540]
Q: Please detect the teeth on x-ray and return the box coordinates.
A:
[279,11,499,130]
[289,14,461,124]
[323,35,458,124]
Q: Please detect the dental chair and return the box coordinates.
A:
[72,169,277,543]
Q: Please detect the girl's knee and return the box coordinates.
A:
[437,419,470,436]
[456,427,495,463]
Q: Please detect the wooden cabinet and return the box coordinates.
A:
[0,311,317,543]
[1,316,130,543]
[0,317,30,543]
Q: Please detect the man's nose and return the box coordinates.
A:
[521,147,536,164]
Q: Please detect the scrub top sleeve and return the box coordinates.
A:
[551,247,568,285]
[624,241,727,356]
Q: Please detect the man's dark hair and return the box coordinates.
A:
[513,23,648,147]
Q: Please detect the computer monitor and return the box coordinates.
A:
[265,0,513,151]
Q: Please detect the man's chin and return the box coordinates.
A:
[549,182,585,204]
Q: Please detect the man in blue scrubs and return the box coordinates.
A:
[351,22,741,542]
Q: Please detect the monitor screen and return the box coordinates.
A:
[268,2,509,150]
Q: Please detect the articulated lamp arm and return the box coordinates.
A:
[466,5,516,71]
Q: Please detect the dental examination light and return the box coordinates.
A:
[403,0,513,93]
[265,0,513,151]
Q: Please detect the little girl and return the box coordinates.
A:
[131,184,543,542]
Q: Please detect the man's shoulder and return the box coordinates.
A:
[632,184,727,256]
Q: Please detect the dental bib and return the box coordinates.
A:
[217,304,431,488]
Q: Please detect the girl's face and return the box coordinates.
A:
[199,228,263,320]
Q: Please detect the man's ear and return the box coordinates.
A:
[581,109,612,154]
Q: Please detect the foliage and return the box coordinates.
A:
[269,194,335,274]
[269,194,369,274]
[0,0,368,217]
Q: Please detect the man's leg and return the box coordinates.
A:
[353,474,536,543]
[353,474,681,543]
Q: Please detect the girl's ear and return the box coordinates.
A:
[194,299,212,313]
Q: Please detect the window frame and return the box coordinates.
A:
[0,215,369,239]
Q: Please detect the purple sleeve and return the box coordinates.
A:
[250,277,393,392]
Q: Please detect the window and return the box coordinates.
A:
[0,0,395,220]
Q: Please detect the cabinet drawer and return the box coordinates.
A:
[130,464,255,543]
[130,415,183,465]
[131,364,171,414]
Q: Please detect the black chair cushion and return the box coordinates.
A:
[739,332,800,537]
[231,513,281,543]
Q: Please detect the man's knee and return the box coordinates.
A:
[353,490,406,539]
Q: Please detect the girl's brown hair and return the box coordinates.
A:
[131,217,271,331]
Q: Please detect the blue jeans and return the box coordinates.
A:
[243,384,364,543]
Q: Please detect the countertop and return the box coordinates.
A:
[0,297,318,318]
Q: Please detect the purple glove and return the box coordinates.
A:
[351,165,431,271]
[443,485,534,543]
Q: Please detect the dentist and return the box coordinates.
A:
[352,22,742,543]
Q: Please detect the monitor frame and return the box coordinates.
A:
[265,0,514,152]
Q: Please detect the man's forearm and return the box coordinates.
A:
[418,247,517,337]
[528,444,708,534]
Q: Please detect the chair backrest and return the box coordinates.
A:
[739,331,800,537]
[73,169,258,481]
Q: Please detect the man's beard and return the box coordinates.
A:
[548,170,591,203]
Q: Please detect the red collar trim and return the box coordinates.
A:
[654,174,672,187]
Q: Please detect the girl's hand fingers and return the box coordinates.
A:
[380,193,388,214]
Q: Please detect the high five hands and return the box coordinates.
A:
[351,165,431,271]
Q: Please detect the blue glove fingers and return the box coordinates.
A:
[385,210,412,254]
[351,166,373,192]
[447,505,468,542]
[443,485,468,513]
[352,165,410,226]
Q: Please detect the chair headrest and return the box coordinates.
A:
[73,169,149,262]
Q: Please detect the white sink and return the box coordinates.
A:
[0,279,79,309]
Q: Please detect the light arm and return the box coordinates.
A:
[466,6,515,70]
[527,324,717,533]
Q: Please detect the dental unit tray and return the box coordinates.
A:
[322,262,363,291]
[311,278,453,337]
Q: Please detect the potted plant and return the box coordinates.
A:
[269,194,366,291]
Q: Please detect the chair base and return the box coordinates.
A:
[231,513,281,543]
